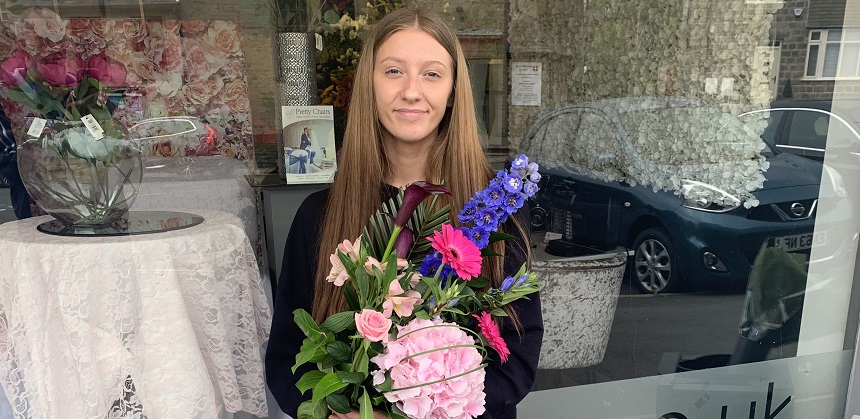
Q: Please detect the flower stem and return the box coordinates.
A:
[380,225,401,262]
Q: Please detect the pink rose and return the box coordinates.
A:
[182,37,226,81]
[181,74,224,107]
[181,20,207,34]
[144,23,181,73]
[222,79,246,103]
[24,8,67,42]
[120,19,148,44]
[206,21,241,56]
[151,139,176,157]
[161,20,180,33]
[355,309,392,343]
[86,54,127,88]
[0,50,31,87]
[229,96,250,115]
[37,53,85,87]
[66,19,93,39]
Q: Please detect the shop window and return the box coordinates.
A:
[805,28,860,79]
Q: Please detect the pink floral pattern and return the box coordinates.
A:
[0,10,253,162]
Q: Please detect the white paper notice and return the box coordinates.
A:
[512,62,542,106]
[704,77,718,94]
[720,77,735,96]
[26,118,47,139]
[80,114,105,140]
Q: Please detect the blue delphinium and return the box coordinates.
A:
[457,154,541,249]
[419,252,455,280]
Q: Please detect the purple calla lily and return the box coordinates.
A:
[393,225,414,259]
[393,181,450,228]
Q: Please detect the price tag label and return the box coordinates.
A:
[80,114,105,140]
[315,33,323,51]
[27,118,47,139]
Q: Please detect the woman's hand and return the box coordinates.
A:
[328,409,390,419]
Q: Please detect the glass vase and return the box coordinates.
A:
[16,118,143,229]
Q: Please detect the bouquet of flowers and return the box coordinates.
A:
[291,155,542,419]
[0,8,129,159]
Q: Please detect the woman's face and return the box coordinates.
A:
[373,28,454,148]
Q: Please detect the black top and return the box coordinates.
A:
[265,187,544,419]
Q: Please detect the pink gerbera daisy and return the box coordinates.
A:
[473,311,510,363]
[427,224,482,280]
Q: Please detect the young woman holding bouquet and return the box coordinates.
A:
[266,7,544,419]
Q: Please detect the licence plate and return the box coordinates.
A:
[772,232,826,252]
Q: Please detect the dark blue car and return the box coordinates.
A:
[520,98,831,293]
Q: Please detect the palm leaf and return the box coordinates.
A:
[406,195,451,265]
[364,185,453,264]
[363,191,403,258]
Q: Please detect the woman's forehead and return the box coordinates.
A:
[375,28,452,66]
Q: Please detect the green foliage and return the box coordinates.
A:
[311,373,349,406]
[296,370,326,394]
[321,310,356,333]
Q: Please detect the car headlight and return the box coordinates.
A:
[681,179,741,212]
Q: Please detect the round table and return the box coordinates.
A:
[0,210,272,418]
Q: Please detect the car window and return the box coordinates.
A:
[760,110,784,145]
[535,109,583,167]
[787,110,829,150]
[577,111,621,169]
[620,106,769,164]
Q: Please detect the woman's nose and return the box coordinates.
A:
[401,76,422,102]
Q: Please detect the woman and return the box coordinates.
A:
[266,7,543,419]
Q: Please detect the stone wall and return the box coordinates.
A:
[506,0,784,148]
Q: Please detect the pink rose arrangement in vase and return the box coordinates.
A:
[291,155,543,419]
[0,10,141,229]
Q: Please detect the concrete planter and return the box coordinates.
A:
[534,244,627,369]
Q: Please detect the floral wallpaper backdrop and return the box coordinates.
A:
[0,7,254,162]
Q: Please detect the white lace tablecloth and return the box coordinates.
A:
[0,210,272,419]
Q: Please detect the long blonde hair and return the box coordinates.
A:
[312,7,528,324]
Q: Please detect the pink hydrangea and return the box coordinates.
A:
[371,318,486,419]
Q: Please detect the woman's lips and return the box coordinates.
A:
[395,109,427,120]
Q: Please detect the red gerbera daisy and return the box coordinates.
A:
[474,311,510,363]
[427,224,482,280]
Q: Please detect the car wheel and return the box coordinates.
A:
[630,227,680,294]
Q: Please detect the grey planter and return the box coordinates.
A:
[534,244,627,369]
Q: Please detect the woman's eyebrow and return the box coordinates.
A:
[378,56,448,69]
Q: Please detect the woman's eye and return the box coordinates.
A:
[426,71,440,78]
[385,68,402,75]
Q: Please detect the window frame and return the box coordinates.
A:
[804,28,860,80]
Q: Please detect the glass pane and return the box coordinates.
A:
[807,45,820,76]
[811,30,822,41]
[788,111,829,150]
[828,29,843,41]
[823,43,841,76]
[839,44,860,77]
[846,29,860,42]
